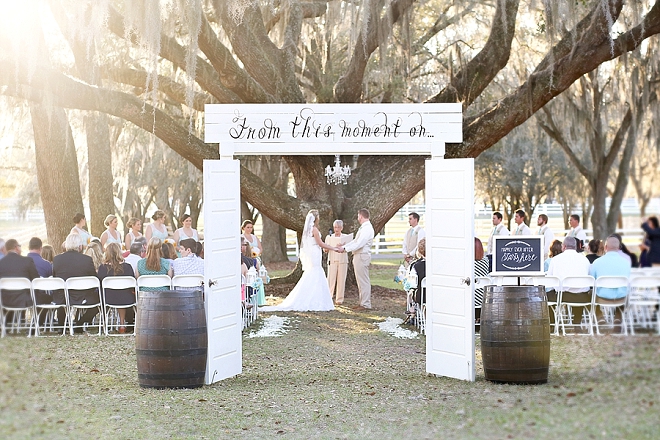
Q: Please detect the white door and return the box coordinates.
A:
[425,158,475,381]
[203,159,242,384]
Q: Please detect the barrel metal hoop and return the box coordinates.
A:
[484,297,545,304]
[481,340,550,348]
[138,371,206,380]
[140,303,205,311]
[136,348,208,356]
[481,319,547,326]
[136,327,207,336]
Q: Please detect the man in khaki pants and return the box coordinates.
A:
[339,209,375,310]
[325,220,352,305]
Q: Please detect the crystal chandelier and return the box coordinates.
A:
[325,155,351,185]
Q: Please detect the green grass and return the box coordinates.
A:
[1,288,659,439]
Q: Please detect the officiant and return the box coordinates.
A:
[325,220,352,305]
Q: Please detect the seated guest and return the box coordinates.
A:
[41,244,55,263]
[590,235,631,300]
[137,238,172,290]
[585,239,602,264]
[546,237,591,326]
[411,239,427,307]
[544,240,563,272]
[172,239,204,277]
[124,237,146,277]
[52,234,100,332]
[162,240,178,266]
[474,237,489,324]
[0,238,6,260]
[0,239,45,328]
[620,242,638,268]
[195,241,204,259]
[641,216,660,267]
[97,243,135,333]
[610,233,632,266]
[27,237,52,278]
[84,241,104,271]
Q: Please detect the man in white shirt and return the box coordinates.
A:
[566,214,587,252]
[487,211,509,272]
[402,212,425,264]
[124,238,146,277]
[536,214,555,260]
[172,239,205,277]
[338,208,375,310]
[546,236,591,326]
[512,209,532,235]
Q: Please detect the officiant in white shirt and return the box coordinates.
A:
[338,208,375,310]
[402,212,425,264]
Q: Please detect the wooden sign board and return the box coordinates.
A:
[491,236,545,276]
[204,103,462,157]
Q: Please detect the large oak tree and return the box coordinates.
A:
[1,0,660,248]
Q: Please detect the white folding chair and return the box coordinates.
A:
[557,276,595,336]
[102,276,138,336]
[65,276,103,336]
[31,277,69,336]
[416,278,427,335]
[593,276,630,335]
[529,275,561,335]
[171,275,204,291]
[627,276,660,334]
[0,278,36,337]
[136,275,172,294]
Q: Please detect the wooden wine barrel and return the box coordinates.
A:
[136,290,207,389]
[480,285,550,384]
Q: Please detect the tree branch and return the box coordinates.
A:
[538,107,592,179]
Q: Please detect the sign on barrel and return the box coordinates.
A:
[491,236,544,276]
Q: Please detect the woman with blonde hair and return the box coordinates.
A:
[124,217,143,250]
[84,241,104,271]
[145,210,169,242]
[97,243,136,333]
[101,214,122,250]
[137,237,173,290]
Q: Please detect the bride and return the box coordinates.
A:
[261,210,337,312]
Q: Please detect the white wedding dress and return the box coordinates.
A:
[261,231,334,312]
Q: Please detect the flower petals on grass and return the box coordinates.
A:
[377,317,418,339]
[247,315,292,338]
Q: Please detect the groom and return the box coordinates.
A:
[338,208,375,310]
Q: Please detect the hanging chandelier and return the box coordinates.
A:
[325,155,352,185]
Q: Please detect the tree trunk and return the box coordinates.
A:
[261,214,289,264]
[590,181,609,240]
[85,113,115,236]
[30,104,85,251]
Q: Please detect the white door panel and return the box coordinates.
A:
[204,159,242,384]
[426,158,475,381]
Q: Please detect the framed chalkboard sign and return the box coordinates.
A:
[491,236,545,276]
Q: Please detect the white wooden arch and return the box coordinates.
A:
[202,103,475,384]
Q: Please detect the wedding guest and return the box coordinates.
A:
[125,238,147,277]
[137,238,172,290]
[544,240,563,272]
[124,217,143,250]
[195,241,204,258]
[639,236,652,268]
[325,220,351,305]
[641,216,660,267]
[97,243,135,333]
[586,239,602,264]
[474,237,489,324]
[0,239,40,317]
[84,241,104,271]
[242,240,264,305]
[145,210,169,242]
[52,234,99,332]
[621,242,638,268]
[241,220,262,258]
[172,239,204,277]
[70,213,92,245]
[0,238,6,260]
[411,238,427,307]
[173,214,199,244]
[546,237,591,326]
[41,244,55,263]
[162,240,178,267]
[100,214,123,250]
[27,237,52,278]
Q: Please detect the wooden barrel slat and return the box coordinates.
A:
[481,285,550,384]
[136,290,208,389]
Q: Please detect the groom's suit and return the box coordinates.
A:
[343,221,375,308]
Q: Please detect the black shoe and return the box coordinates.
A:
[73,325,84,334]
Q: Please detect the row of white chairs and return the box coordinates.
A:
[476,275,660,336]
[241,277,259,330]
[405,279,427,335]
[0,274,204,337]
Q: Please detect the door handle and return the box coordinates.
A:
[208,279,217,287]
[461,277,471,286]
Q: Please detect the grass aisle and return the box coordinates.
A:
[0,280,658,439]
